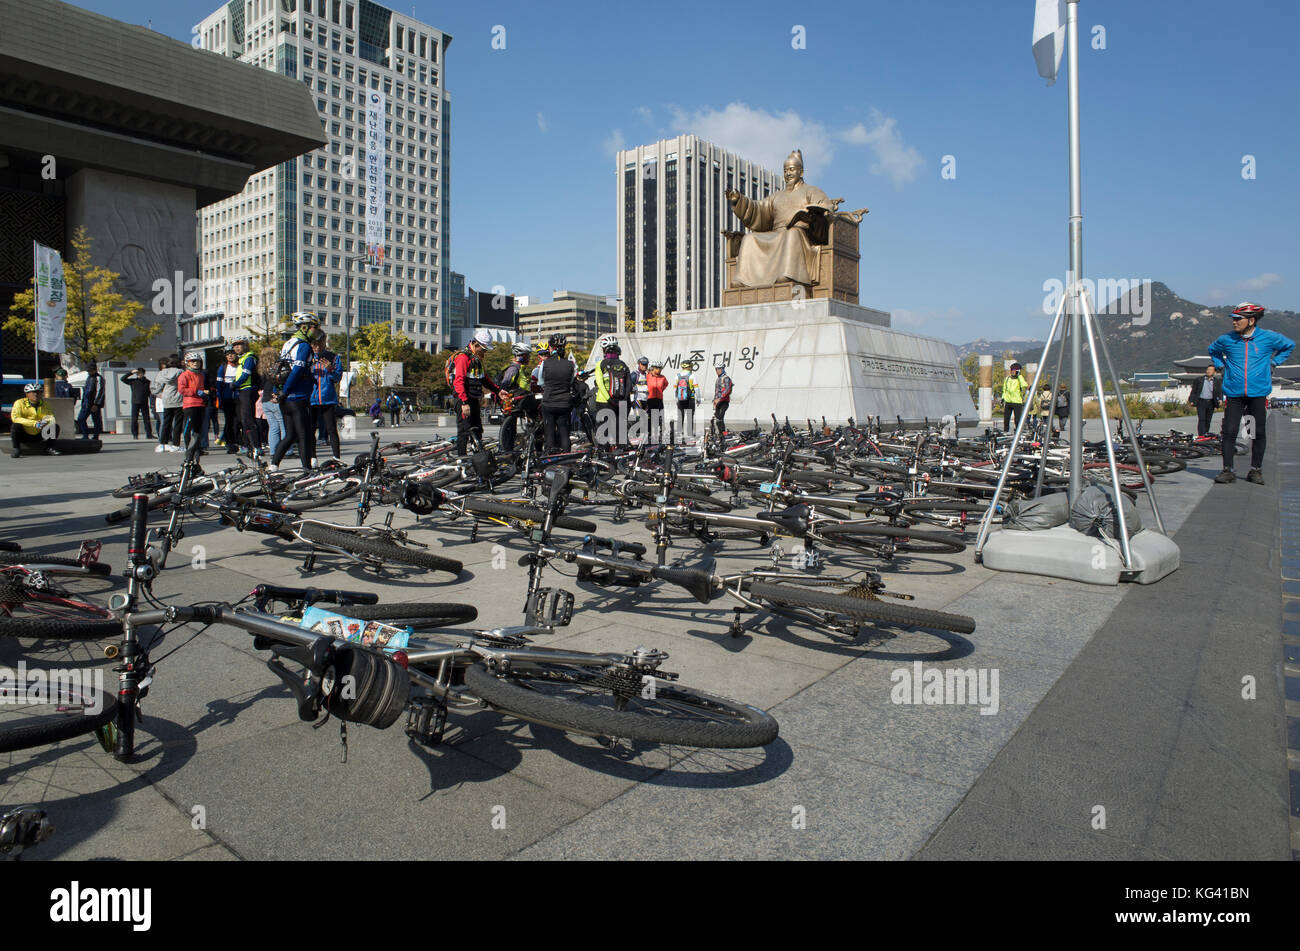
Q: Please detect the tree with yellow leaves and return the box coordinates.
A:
[3,226,162,367]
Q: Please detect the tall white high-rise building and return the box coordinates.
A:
[616,135,780,331]
[194,0,450,352]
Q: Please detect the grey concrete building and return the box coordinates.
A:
[0,0,324,371]
[517,291,617,351]
[196,0,451,352]
[616,135,780,332]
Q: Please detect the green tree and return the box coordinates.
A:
[349,322,410,404]
[4,225,162,366]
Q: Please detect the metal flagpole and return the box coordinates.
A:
[1080,286,1168,534]
[32,240,39,383]
[1066,0,1084,501]
[973,291,1068,556]
[1079,298,1134,567]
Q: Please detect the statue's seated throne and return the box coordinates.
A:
[722,207,863,307]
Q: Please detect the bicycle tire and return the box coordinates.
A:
[459,498,597,533]
[0,553,112,576]
[747,580,976,635]
[0,687,118,754]
[900,498,995,528]
[0,594,122,638]
[815,522,967,554]
[462,663,777,748]
[112,475,178,498]
[331,601,478,629]
[297,524,463,575]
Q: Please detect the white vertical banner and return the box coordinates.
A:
[1032,0,1066,85]
[365,90,387,268]
[34,241,67,353]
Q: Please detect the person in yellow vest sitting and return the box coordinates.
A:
[1001,362,1029,432]
[10,382,61,458]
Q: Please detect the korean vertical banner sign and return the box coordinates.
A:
[34,241,67,353]
[365,90,386,268]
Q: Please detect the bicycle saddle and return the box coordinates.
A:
[757,503,810,536]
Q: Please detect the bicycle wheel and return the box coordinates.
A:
[459,497,597,533]
[815,522,967,555]
[0,553,112,576]
[0,685,118,754]
[462,662,777,748]
[297,524,463,575]
[900,498,996,529]
[747,580,976,634]
[0,583,122,638]
[332,601,478,629]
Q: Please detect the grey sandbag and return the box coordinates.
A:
[1069,484,1142,540]
[1002,492,1071,531]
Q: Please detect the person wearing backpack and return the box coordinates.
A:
[386,391,403,427]
[230,332,261,457]
[1054,384,1070,437]
[645,359,668,444]
[593,334,631,448]
[674,365,697,444]
[269,312,322,471]
[449,328,503,455]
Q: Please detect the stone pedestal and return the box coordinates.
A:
[589,299,975,426]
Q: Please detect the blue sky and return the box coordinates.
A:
[71,0,1300,342]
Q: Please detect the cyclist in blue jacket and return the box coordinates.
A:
[309,336,343,464]
[269,312,321,471]
[1209,301,1295,485]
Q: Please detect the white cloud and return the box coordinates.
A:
[537,113,549,133]
[1241,272,1281,291]
[636,106,653,123]
[602,128,626,157]
[839,109,924,188]
[668,102,833,175]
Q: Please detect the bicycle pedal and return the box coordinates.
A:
[526,588,574,626]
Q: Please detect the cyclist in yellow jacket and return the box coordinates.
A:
[10,382,61,457]
[1001,362,1029,432]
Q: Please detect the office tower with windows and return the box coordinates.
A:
[195,0,450,352]
[616,135,780,332]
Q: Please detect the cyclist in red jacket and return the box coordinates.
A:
[449,329,503,455]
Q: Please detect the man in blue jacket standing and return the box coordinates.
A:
[1209,302,1295,485]
[269,312,321,471]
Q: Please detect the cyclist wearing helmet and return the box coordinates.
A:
[1209,302,1295,484]
[229,332,261,457]
[712,363,734,435]
[270,312,322,470]
[593,338,631,448]
[177,350,211,454]
[497,340,534,454]
[218,348,241,452]
[539,333,576,451]
[449,328,503,455]
[9,383,60,457]
[1001,362,1029,432]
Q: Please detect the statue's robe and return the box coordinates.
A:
[730,182,834,287]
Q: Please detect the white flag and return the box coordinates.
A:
[1032,0,1066,85]
[34,241,67,353]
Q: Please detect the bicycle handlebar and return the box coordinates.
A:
[251,584,380,608]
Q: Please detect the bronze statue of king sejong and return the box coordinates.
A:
[724,149,867,302]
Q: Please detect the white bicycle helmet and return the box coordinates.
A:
[473,328,494,348]
[597,334,619,352]
[511,341,532,357]
[23,382,41,394]
[184,350,204,365]
[292,311,321,327]
[228,330,251,345]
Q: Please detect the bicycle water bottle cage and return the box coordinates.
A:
[757,503,810,536]
[526,588,574,627]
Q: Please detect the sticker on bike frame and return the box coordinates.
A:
[758,482,779,494]
[299,606,410,653]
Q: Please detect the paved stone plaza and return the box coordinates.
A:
[1,415,1294,861]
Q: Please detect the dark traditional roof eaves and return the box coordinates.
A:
[0,0,325,174]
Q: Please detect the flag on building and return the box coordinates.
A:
[365,90,387,267]
[33,241,66,353]
[1033,0,1066,85]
